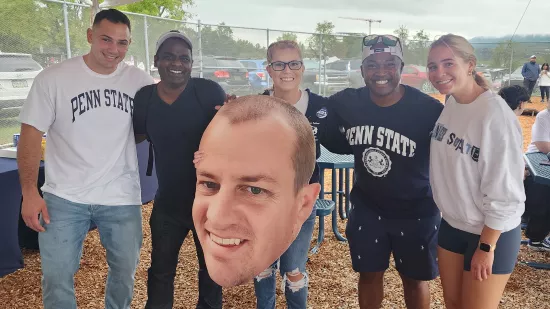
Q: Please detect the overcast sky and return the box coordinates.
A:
[187,0,547,45]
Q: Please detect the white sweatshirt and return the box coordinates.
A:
[429,91,525,235]
[526,109,550,153]
[540,70,550,87]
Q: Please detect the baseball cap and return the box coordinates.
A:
[530,55,536,59]
[362,35,404,62]
[155,30,193,54]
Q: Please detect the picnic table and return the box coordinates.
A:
[317,146,354,242]
[522,152,550,270]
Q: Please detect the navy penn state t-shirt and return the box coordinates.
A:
[322,85,444,219]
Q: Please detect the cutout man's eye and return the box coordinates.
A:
[248,186,263,195]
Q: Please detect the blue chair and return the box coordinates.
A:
[310,199,336,254]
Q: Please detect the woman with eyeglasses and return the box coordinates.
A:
[427,34,525,309]
[253,40,350,309]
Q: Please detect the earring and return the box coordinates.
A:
[468,71,472,76]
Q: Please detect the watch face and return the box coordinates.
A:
[480,243,491,252]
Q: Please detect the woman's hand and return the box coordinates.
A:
[215,94,237,110]
[470,249,494,281]
[193,150,205,166]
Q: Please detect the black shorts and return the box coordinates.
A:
[345,204,440,281]
[438,219,521,274]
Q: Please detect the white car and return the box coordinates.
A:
[0,53,43,116]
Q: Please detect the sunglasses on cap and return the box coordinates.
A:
[363,35,401,48]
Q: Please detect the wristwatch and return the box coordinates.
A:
[479,242,496,252]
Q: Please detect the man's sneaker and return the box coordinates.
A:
[528,239,550,252]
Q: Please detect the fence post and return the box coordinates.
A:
[198,19,203,78]
[509,42,514,86]
[318,34,323,94]
[266,28,270,88]
[63,2,72,59]
[144,16,150,74]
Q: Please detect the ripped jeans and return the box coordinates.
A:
[253,209,316,309]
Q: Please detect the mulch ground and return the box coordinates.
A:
[0,96,549,309]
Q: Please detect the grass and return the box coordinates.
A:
[0,117,20,146]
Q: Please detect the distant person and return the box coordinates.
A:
[539,63,550,103]
[523,85,550,253]
[521,55,541,102]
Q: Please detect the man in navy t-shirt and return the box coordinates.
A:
[133,31,224,309]
[320,35,443,309]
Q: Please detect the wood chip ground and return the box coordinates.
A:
[1,95,549,309]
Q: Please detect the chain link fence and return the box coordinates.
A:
[1,0,550,146]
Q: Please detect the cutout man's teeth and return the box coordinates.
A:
[210,234,242,246]
[376,80,388,85]
[170,70,182,74]
[437,79,451,84]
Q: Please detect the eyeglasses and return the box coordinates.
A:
[363,35,401,48]
[269,60,303,71]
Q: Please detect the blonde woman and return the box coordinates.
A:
[427,34,525,309]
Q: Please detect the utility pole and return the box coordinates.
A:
[339,17,382,35]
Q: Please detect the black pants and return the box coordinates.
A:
[540,86,550,101]
[523,79,537,98]
[145,207,222,309]
[524,176,550,242]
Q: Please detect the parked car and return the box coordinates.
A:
[502,66,541,95]
[302,59,350,95]
[502,67,524,88]
[477,70,502,91]
[0,53,43,117]
[150,68,161,83]
[239,59,268,93]
[325,59,364,88]
[401,65,434,93]
[192,56,251,95]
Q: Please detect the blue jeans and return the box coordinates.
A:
[254,209,316,309]
[39,192,143,309]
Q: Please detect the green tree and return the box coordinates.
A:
[393,25,410,57]
[339,35,363,59]
[393,25,409,46]
[306,21,337,59]
[199,23,264,58]
[116,0,194,20]
[408,29,430,65]
[0,0,51,53]
[491,41,524,70]
[276,32,298,42]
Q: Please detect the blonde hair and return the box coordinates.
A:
[430,34,490,90]
[267,40,302,63]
